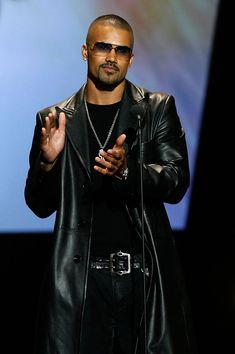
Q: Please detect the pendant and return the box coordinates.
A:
[98,148,105,160]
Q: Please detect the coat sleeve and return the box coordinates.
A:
[24,113,61,218]
[114,94,190,204]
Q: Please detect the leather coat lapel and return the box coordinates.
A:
[66,105,91,177]
[63,85,91,177]
[117,96,138,137]
[117,86,148,150]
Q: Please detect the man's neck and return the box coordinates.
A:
[85,79,125,105]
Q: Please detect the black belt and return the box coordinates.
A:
[89,250,148,276]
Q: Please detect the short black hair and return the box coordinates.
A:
[91,14,133,32]
[86,14,134,46]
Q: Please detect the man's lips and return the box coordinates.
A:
[101,64,119,73]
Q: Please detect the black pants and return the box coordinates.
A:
[79,267,147,354]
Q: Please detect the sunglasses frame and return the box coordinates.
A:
[87,42,133,59]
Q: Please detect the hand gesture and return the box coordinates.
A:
[41,112,66,163]
[94,134,127,177]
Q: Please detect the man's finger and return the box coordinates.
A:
[58,112,66,130]
[115,133,126,147]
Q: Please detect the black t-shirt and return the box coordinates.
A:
[86,101,141,257]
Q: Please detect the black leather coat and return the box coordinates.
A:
[25,80,196,354]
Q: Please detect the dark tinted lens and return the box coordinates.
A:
[93,42,111,53]
[115,46,132,56]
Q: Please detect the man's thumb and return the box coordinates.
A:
[116,133,126,146]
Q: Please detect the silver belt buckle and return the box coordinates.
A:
[110,250,131,275]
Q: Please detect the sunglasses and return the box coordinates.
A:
[88,42,132,59]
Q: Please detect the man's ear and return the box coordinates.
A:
[82,44,88,60]
[128,54,134,67]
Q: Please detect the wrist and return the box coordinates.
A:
[115,166,129,181]
[40,154,58,171]
[40,154,56,165]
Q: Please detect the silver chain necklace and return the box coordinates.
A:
[84,98,120,159]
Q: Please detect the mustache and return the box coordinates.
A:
[100,62,119,71]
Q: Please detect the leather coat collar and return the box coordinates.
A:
[59,80,148,177]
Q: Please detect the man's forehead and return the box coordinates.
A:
[87,24,133,46]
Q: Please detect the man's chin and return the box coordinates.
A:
[88,72,124,90]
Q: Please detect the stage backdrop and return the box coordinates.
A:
[0,0,219,232]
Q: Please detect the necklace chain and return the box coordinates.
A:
[84,98,120,158]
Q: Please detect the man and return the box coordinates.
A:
[25,14,196,354]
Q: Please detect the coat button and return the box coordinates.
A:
[73,255,81,263]
[82,183,89,191]
[78,220,87,227]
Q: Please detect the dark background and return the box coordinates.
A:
[0,1,234,353]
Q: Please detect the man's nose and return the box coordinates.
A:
[105,48,117,61]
